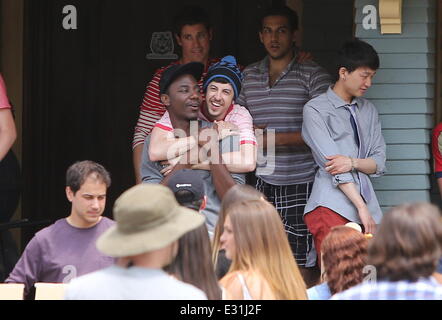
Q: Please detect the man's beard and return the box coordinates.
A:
[269,48,292,60]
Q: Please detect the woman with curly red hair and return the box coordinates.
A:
[333,202,442,300]
[308,225,368,299]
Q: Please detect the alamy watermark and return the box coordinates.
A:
[362,5,378,30]
[62,5,78,30]
[363,264,377,284]
[61,5,380,32]
[163,121,276,175]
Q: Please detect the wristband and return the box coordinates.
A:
[350,157,356,171]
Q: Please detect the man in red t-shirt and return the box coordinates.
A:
[132,6,218,183]
[432,122,442,198]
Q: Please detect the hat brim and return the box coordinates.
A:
[160,62,204,95]
[96,205,205,257]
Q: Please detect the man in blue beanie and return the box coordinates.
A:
[140,62,245,238]
[147,55,257,176]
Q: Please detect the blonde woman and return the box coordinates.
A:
[212,184,265,279]
[219,199,307,300]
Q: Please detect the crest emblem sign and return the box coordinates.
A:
[146,31,178,60]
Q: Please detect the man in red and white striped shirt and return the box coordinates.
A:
[132,6,219,183]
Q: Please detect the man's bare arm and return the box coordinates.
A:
[337,182,376,235]
[0,109,16,161]
[325,155,377,176]
[149,126,196,162]
[258,129,308,151]
[193,143,257,173]
[133,144,144,184]
[438,178,442,199]
[209,148,236,200]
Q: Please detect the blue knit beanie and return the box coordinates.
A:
[203,55,243,99]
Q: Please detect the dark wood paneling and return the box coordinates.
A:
[21,0,274,246]
[302,0,354,76]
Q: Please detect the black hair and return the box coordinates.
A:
[205,77,230,85]
[173,5,212,37]
[260,5,299,32]
[336,38,380,75]
[175,189,203,211]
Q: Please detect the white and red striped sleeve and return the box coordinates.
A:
[132,63,178,150]
[226,104,257,146]
[133,59,220,150]
[154,111,173,132]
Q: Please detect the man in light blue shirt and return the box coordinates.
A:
[302,39,386,263]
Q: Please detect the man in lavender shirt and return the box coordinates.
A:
[6,161,115,296]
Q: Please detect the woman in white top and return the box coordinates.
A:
[218,198,307,300]
[212,184,265,279]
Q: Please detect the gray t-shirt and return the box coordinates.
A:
[65,265,208,300]
[5,217,115,295]
[141,123,245,234]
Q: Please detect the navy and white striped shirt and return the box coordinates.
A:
[237,54,331,186]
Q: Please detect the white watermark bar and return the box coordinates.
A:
[164,121,276,175]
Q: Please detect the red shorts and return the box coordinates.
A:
[304,206,351,266]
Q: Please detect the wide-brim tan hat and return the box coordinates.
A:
[97,184,205,257]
